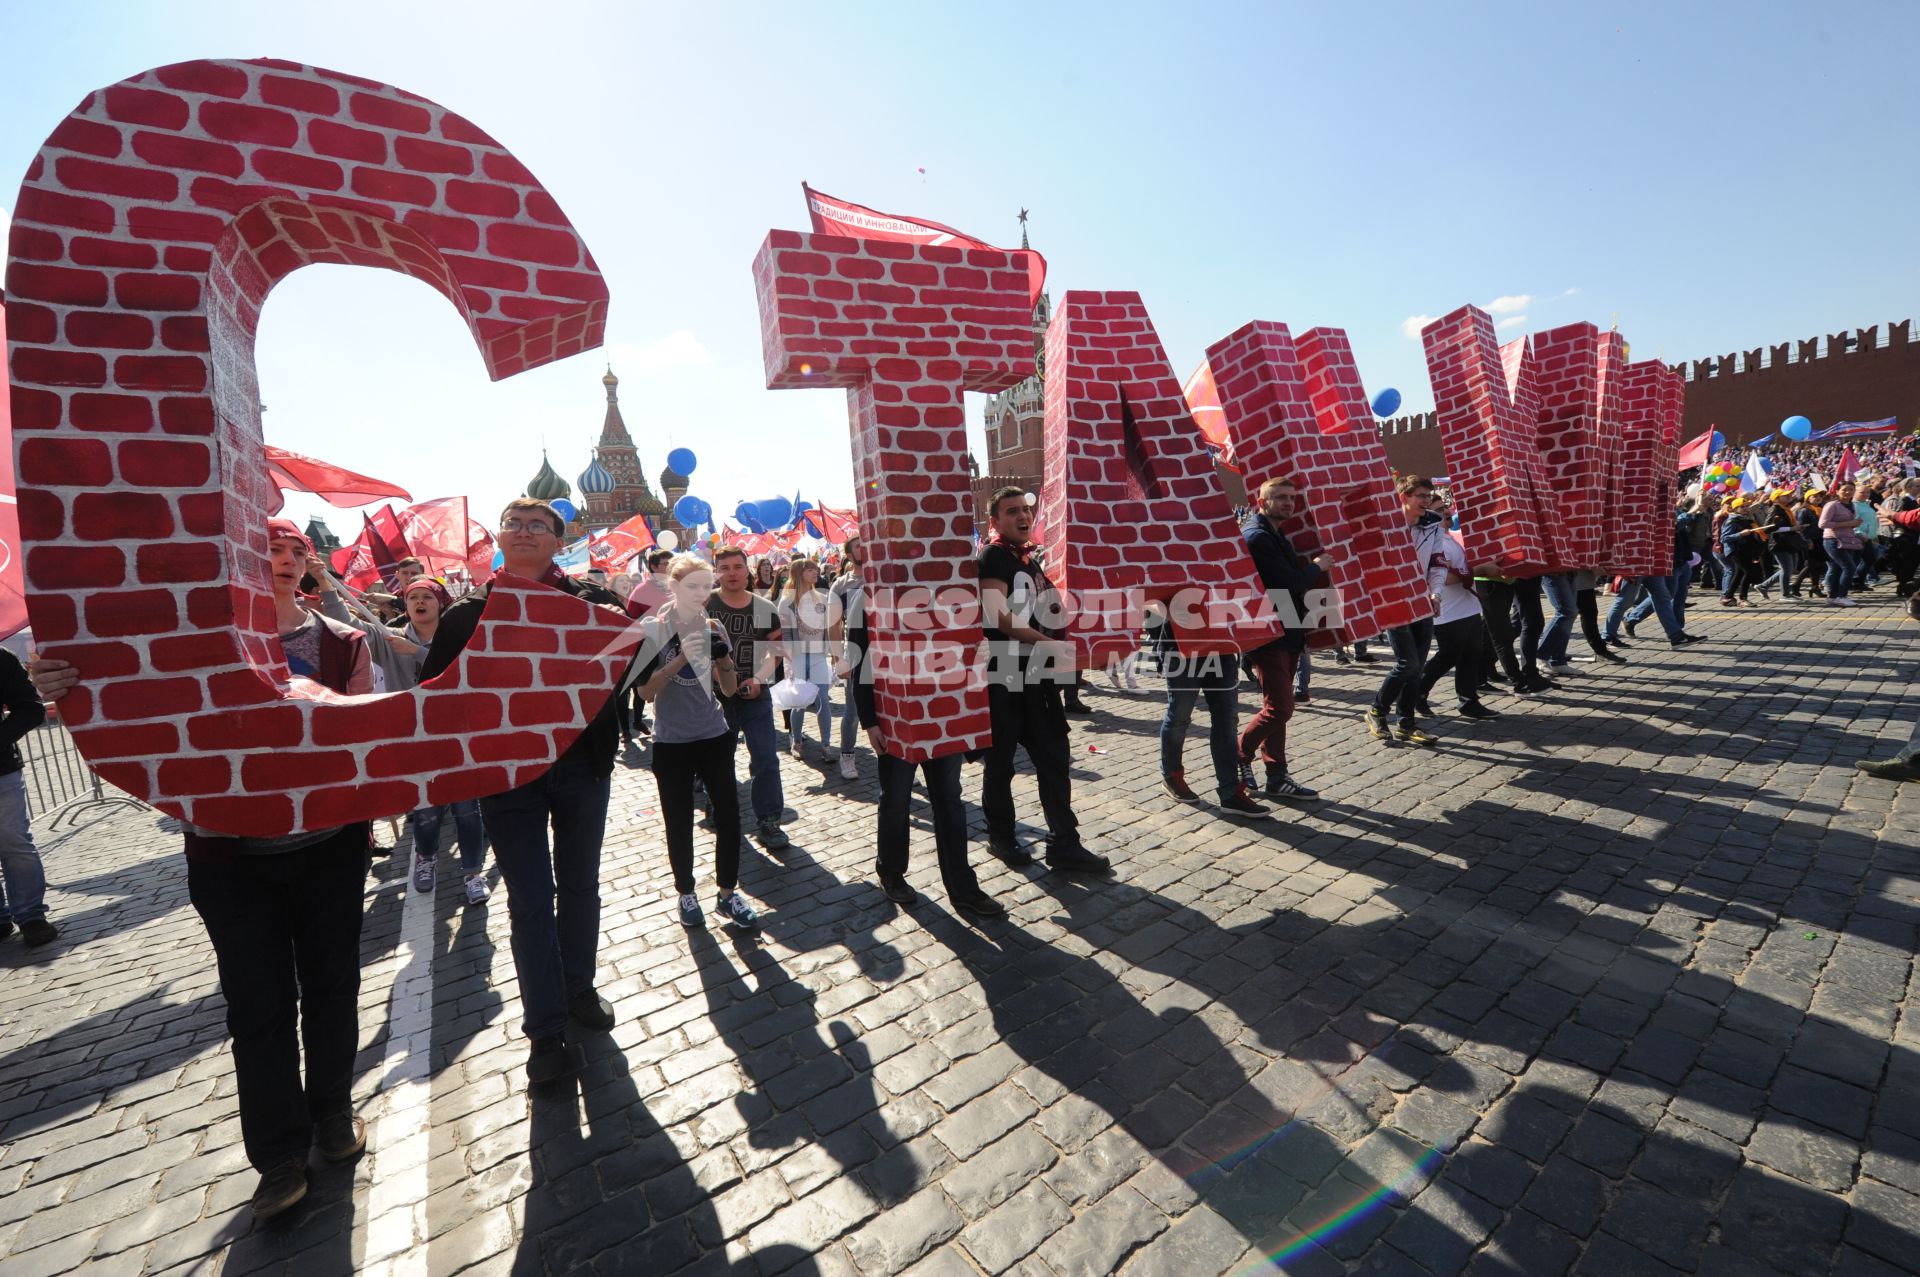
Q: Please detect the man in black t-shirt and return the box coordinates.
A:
[707,547,789,848]
[975,487,1110,875]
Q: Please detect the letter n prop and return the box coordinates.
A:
[1422,305,1560,574]
[1612,360,1685,576]
[1040,292,1281,664]
[1205,321,1430,645]
[752,231,1036,761]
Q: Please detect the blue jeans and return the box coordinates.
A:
[1160,686,1239,799]
[1373,621,1433,722]
[1901,712,1920,765]
[838,673,859,752]
[1825,545,1855,599]
[407,798,486,873]
[1538,573,1577,664]
[0,772,48,924]
[479,754,610,1040]
[1627,563,1691,630]
[1604,580,1642,640]
[723,692,785,823]
[788,651,836,750]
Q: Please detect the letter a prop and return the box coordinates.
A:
[5,59,637,835]
[1041,292,1282,663]
[752,230,1037,761]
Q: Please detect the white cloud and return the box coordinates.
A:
[1497,315,1528,330]
[604,330,712,374]
[1558,287,1580,298]
[1482,294,1532,315]
[1401,314,1436,341]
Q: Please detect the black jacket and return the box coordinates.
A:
[421,574,628,779]
[0,649,47,777]
[1243,515,1327,654]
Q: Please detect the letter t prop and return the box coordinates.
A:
[752,231,1037,761]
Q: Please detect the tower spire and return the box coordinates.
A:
[1018,207,1030,251]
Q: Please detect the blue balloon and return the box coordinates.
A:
[1781,415,1813,442]
[757,496,793,529]
[667,447,698,476]
[1371,387,1403,418]
[795,500,814,516]
[735,500,767,533]
[549,497,576,524]
[674,494,704,525]
[490,549,505,571]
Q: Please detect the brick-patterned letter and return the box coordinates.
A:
[1039,293,1282,663]
[5,59,638,835]
[1204,321,1430,645]
[1611,360,1685,576]
[752,230,1035,762]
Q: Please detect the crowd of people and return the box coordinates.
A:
[18,472,1920,1223]
[1691,473,1920,606]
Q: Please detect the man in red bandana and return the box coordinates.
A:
[418,498,628,1085]
[974,487,1111,875]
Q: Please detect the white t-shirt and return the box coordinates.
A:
[776,589,836,658]
[1415,521,1481,625]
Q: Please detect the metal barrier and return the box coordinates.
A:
[17,717,149,829]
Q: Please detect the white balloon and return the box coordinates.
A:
[657,530,680,551]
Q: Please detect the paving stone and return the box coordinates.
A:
[957,1181,1070,1274]
[1716,1163,1849,1276]
[1518,1157,1606,1239]
[843,1185,964,1276]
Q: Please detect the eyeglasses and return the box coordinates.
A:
[499,519,554,535]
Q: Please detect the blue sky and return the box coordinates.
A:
[4,1,1916,538]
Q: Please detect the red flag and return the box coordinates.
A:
[1181,359,1241,474]
[800,506,860,545]
[585,512,656,573]
[1675,428,1719,472]
[466,522,497,584]
[396,497,473,577]
[264,444,412,506]
[331,506,410,590]
[0,301,28,642]
[803,183,1046,309]
[1833,445,1860,485]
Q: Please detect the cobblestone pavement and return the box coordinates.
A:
[3,594,1918,1277]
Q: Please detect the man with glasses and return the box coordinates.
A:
[1238,477,1326,800]
[1365,477,1441,746]
[420,498,629,1084]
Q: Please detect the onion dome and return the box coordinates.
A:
[660,461,689,491]
[525,451,571,502]
[578,452,616,496]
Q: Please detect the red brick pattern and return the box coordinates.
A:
[1037,293,1282,664]
[752,230,1037,762]
[1422,306,1566,575]
[1613,360,1686,576]
[5,59,626,836]
[1205,321,1431,646]
[1530,323,1625,569]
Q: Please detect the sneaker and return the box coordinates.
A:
[251,1157,308,1221]
[1624,620,1638,638]
[20,917,57,948]
[1395,722,1439,746]
[1295,690,1311,704]
[878,874,918,905]
[1162,771,1200,803]
[1263,772,1318,801]
[1062,698,1093,715]
[568,989,615,1032]
[1236,759,1258,792]
[1598,650,1628,664]
[1045,844,1113,875]
[1671,633,1704,648]
[717,890,760,931]
[838,753,858,782]
[315,1112,367,1163]
[1124,672,1142,692]
[756,819,790,851]
[1363,708,1392,741]
[0,919,13,943]
[954,891,1009,922]
[1414,696,1434,717]
[1333,648,1351,666]
[463,873,490,906]
[1459,702,1501,720]
[411,852,436,895]
[1719,597,1738,608]
[789,736,805,759]
[1837,598,1858,608]
[1856,757,1920,782]
[678,893,706,929]
[1218,787,1269,818]
[527,1034,585,1084]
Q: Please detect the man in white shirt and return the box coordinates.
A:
[1413,505,1500,721]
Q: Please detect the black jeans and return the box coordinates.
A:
[1419,615,1486,708]
[1477,582,1522,684]
[1373,619,1433,723]
[1574,588,1609,655]
[481,753,612,1040]
[1512,578,1545,674]
[652,732,741,896]
[187,825,370,1172]
[878,752,980,900]
[983,682,1079,849]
